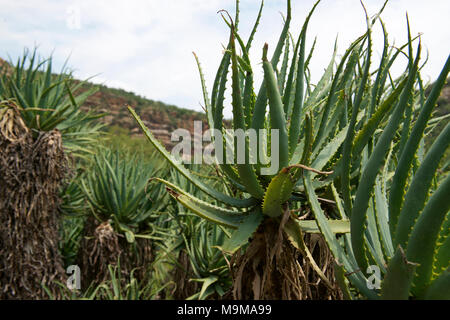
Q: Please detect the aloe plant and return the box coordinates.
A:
[0,48,103,158]
[81,150,169,242]
[130,0,351,236]
[182,220,232,300]
[129,0,449,299]
[77,149,173,288]
[305,75,450,299]
[301,21,450,299]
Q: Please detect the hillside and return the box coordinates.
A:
[0,56,209,149]
[79,82,208,148]
[64,76,450,153]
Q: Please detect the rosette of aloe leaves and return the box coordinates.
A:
[129,0,450,299]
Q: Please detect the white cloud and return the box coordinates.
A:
[0,0,448,118]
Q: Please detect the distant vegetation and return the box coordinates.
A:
[77,79,208,149]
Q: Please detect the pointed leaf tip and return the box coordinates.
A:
[263,43,269,61]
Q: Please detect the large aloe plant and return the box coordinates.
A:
[299,13,450,300]
[309,61,450,299]
[129,0,449,299]
[130,0,351,236]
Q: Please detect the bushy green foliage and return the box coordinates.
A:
[103,125,161,159]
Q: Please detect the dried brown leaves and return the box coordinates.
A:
[0,102,68,299]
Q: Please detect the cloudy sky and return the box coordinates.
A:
[0,0,449,118]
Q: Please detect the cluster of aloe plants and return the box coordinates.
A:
[129,0,449,299]
[1,0,448,300]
